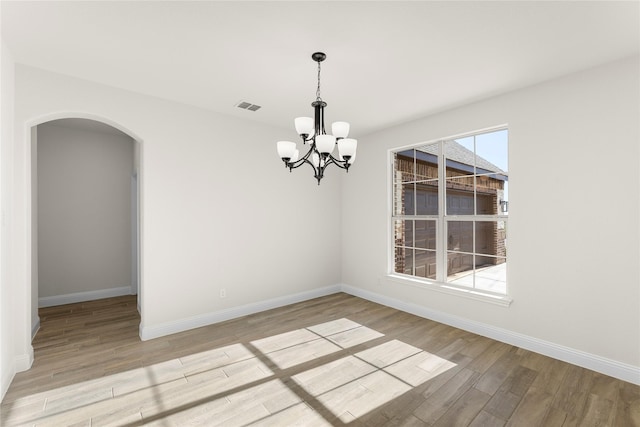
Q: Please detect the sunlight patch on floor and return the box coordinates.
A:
[146,379,318,427]
[292,336,457,422]
[316,370,412,422]
[4,318,456,426]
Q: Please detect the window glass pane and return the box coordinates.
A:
[447,221,473,252]
[475,221,495,256]
[454,136,474,152]
[474,256,507,294]
[475,173,506,215]
[446,180,475,215]
[475,192,497,215]
[409,144,439,215]
[414,220,436,250]
[414,145,439,181]
[446,175,475,192]
[498,220,507,256]
[446,251,473,284]
[394,182,415,216]
[475,221,507,257]
[445,139,475,177]
[416,181,438,215]
[394,247,414,275]
[446,255,507,293]
[415,250,436,279]
[475,254,498,268]
[501,181,509,214]
[476,130,508,215]
[475,130,508,173]
[393,219,413,248]
[394,150,415,182]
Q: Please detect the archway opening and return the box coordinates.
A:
[30,117,141,340]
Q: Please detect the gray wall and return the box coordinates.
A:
[37,119,134,302]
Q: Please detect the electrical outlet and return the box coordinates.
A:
[219,288,226,298]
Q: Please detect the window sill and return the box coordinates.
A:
[384,274,513,307]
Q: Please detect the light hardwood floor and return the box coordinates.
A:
[1,293,638,426]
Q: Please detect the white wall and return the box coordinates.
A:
[37,120,134,302]
[342,56,640,372]
[0,35,17,401]
[10,65,341,349]
[30,127,38,336]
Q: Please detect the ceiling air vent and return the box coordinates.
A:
[236,101,261,112]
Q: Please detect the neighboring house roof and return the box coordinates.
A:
[408,141,509,180]
[417,141,506,175]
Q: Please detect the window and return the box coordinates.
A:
[391,128,508,297]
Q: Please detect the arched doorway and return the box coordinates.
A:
[28,115,142,340]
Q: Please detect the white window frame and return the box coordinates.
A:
[387,126,512,307]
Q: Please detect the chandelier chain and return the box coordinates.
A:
[316,60,322,102]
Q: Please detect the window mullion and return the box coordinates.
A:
[472,220,476,290]
[436,140,446,282]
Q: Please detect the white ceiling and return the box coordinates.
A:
[2,1,638,137]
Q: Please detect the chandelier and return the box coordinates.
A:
[276,52,357,184]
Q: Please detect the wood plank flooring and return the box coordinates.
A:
[1,293,638,426]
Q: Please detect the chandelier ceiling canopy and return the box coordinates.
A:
[276,52,357,185]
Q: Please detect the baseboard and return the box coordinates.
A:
[140,285,341,341]
[340,284,640,386]
[1,349,34,403]
[38,286,133,308]
[14,349,34,373]
[1,363,16,403]
[31,317,40,341]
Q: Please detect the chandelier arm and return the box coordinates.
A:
[289,157,322,184]
[288,144,327,183]
[287,144,316,170]
[308,157,322,183]
[290,158,317,176]
[287,160,305,170]
[288,155,311,170]
[323,154,350,171]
